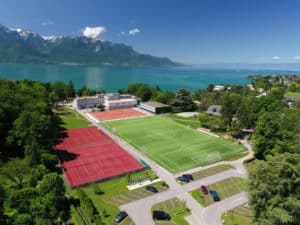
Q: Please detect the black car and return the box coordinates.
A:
[182,174,194,181]
[152,211,171,220]
[114,211,128,223]
[178,176,190,183]
[209,190,220,202]
[145,185,158,193]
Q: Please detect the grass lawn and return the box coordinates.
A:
[109,181,168,206]
[70,205,85,225]
[152,198,191,225]
[191,164,233,180]
[166,114,201,128]
[104,116,246,173]
[221,205,254,225]
[120,217,135,225]
[284,92,300,98]
[190,177,248,207]
[65,170,165,225]
[53,105,90,129]
[224,152,249,161]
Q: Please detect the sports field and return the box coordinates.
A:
[104,116,246,173]
[88,108,146,122]
[55,126,144,187]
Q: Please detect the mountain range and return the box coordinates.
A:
[0,24,179,67]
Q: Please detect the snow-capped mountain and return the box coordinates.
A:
[0,23,178,67]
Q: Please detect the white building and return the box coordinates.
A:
[73,93,137,110]
[213,85,225,91]
[72,94,104,109]
[104,93,137,110]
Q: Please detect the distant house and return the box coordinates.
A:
[206,105,222,117]
[139,101,171,114]
[213,85,225,91]
[247,84,255,91]
[193,100,202,108]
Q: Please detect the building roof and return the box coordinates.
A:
[206,105,222,117]
[141,101,170,108]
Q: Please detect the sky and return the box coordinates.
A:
[0,0,300,65]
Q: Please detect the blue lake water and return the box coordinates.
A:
[0,63,298,92]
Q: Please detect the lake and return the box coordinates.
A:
[0,63,298,92]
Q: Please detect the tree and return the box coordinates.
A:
[136,85,152,101]
[66,80,76,98]
[171,89,196,112]
[221,93,234,126]
[249,154,300,225]
[49,92,59,107]
[236,96,255,129]
[13,213,33,225]
[40,153,58,171]
[7,187,37,213]
[1,158,29,188]
[207,84,214,92]
[229,120,243,138]
[51,81,68,101]
[7,108,53,164]
[39,173,64,197]
[155,91,175,104]
[0,185,6,225]
[254,111,295,159]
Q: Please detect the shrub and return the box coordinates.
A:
[41,153,58,171]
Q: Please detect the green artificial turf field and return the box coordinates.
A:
[104,116,246,173]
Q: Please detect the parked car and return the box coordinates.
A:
[152,211,171,220]
[182,174,194,181]
[200,185,208,194]
[115,211,128,223]
[178,176,190,183]
[209,190,220,201]
[145,185,158,193]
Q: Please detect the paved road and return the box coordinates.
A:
[78,108,253,225]
[201,192,248,225]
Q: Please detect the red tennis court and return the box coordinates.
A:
[89,108,146,122]
[55,126,144,187]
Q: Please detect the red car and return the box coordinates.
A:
[200,185,208,194]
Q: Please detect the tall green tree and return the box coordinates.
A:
[1,158,29,188]
[221,93,235,126]
[171,89,196,112]
[66,80,76,98]
[254,111,295,159]
[249,154,300,225]
[0,184,6,225]
[51,81,68,101]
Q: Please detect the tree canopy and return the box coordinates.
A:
[249,154,300,225]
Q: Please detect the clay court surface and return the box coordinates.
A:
[55,126,144,187]
[89,108,146,122]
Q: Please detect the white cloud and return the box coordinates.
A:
[272,56,280,60]
[41,19,54,26]
[129,28,140,36]
[294,56,300,60]
[82,26,106,38]
[121,31,126,36]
